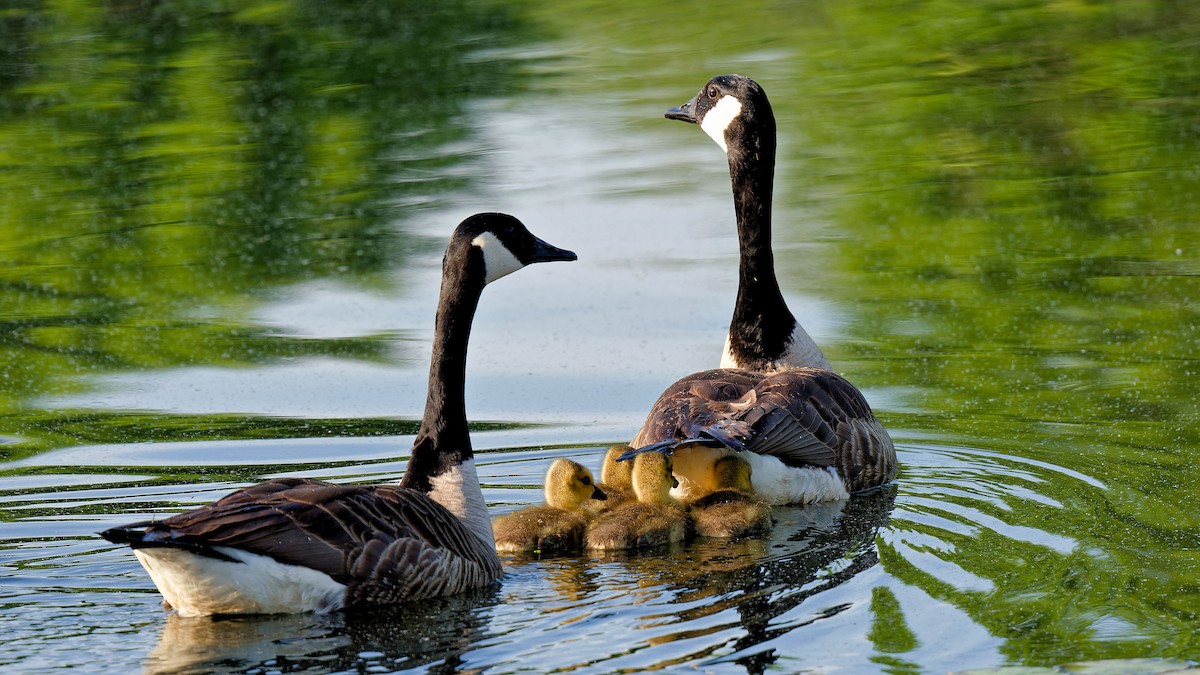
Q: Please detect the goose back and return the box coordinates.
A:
[630,367,896,503]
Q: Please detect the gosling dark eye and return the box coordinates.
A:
[581,476,591,485]
[707,85,718,99]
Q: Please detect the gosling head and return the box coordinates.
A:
[601,445,635,490]
[664,74,774,161]
[712,454,753,493]
[544,458,606,510]
[631,452,679,505]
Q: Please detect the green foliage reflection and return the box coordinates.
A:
[0,0,534,448]
[529,0,1200,665]
[778,0,1200,665]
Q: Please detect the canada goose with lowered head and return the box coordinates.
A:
[492,458,606,552]
[623,75,897,505]
[99,213,576,616]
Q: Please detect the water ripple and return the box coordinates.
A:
[0,435,1179,672]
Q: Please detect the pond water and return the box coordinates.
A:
[2,0,1199,673]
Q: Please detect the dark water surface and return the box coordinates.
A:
[1,0,1198,672]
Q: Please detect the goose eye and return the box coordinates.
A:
[581,476,592,485]
[707,85,718,99]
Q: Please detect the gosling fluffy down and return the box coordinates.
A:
[687,455,771,538]
[493,459,605,553]
[585,453,687,550]
[588,445,635,511]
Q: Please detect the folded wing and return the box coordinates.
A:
[630,367,896,492]
[100,478,502,605]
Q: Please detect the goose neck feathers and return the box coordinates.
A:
[399,265,481,494]
[667,75,827,372]
[402,214,576,498]
[400,215,574,545]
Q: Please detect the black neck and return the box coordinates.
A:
[725,119,797,370]
[400,247,485,493]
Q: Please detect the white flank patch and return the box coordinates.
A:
[669,444,849,506]
[428,458,495,548]
[133,547,345,617]
[699,95,743,153]
[471,232,523,284]
[720,325,832,373]
[744,454,849,505]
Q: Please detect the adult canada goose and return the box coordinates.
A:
[492,458,606,552]
[585,452,688,550]
[687,455,771,538]
[99,213,576,616]
[623,75,897,505]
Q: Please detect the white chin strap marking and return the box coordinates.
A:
[472,232,523,284]
[699,95,743,153]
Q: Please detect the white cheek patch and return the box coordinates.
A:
[699,95,743,153]
[471,232,524,284]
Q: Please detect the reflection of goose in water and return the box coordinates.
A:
[144,587,501,674]
[696,488,897,670]
[624,75,896,506]
[99,214,576,616]
[144,612,346,674]
[615,488,896,672]
[488,486,897,674]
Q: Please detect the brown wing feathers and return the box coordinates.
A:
[630,367,896,490]
[103,478,501,604]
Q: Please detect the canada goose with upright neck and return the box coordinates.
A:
[99,213,576,616]
[624,75,897,505]
[492,458,606,553]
